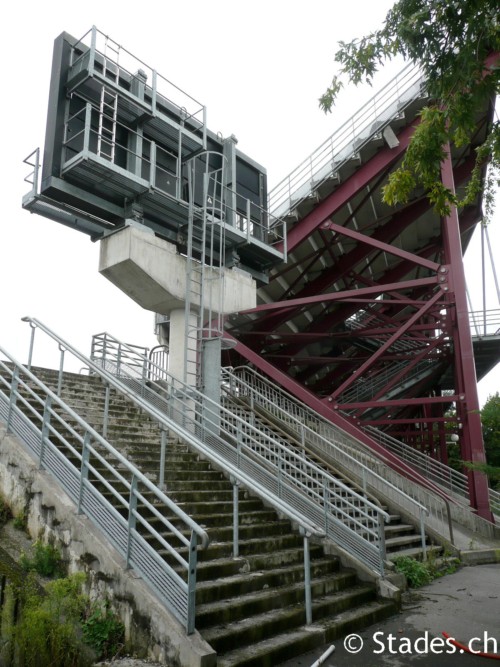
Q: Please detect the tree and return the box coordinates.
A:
[319,0,500,219]
[462,393,500,489]
[481,392,500,469]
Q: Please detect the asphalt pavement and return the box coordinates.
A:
[280,563,500,667]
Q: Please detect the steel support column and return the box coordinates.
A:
[440,149,492,520]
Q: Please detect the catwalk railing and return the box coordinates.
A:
[224,366,458,545]
[0,348,208,635]
[268,62,424,219]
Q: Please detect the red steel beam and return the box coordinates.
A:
[226,333,456,504]
[323,221,441,272]
[327,290,444,400]
[440,148,492,521]
[283,123,417,253]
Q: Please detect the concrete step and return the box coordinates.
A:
[197,578,376,630]
[19,366,403,667]
[195,557,343,605]
[215,599,396,667]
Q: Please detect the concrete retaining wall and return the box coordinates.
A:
[0,423,216,667]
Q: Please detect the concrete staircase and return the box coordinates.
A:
[23,368,400,666]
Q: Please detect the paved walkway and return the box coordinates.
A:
[280,563,500,667]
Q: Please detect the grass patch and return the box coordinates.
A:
[393,552,460,588]
[20,540,63,578]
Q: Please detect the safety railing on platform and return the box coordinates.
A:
[68,26,207,145]
[469,309,500,338]
[19,319,391,627]
[268,62,424,219]
[0,349,208,635]
[225,366,457,546]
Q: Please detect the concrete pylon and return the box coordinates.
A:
[98,223,256,386]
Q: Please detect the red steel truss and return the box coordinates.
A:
[226,82,498,520]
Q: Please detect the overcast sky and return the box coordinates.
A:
[1,0,498,404]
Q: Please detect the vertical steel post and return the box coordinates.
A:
[117,343,122,378]
[57,345,65,396]
[89,26,97,77]
[84,103,92,154]
[377,514,386,576]
[186,531,198,635]
[40,396,52,470]
[27,323,36,370]
[419,508,427,561]
[78,432,91,514]
[159,429,167,490]
[232,481,239,558]
[6,368,19,434]
[302,531,312,625]
[126,476,138,569]
[440,150,492,520]
[103,384,110,439]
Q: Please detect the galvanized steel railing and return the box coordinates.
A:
[268,62,424,219]
[20,319,390,628]
[469,309,500,338]
[339,359,436,405]
[222,367,430,552]
[88,330,389,580]
[364,425,469,501]
[0,347,208,634]
[225,366,457,545]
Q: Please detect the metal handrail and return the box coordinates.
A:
[69,26,206,136]
[87,330,389,576]
[339,358,436,405]
[364,425,469,500]
[0,350,208,634]
[20,318,392,627]
[489,487,500,518]
[469,309,500,337]
[20,318,388,588]
[227,365,456,545]
[222,368,430,552]
[268,62,425,218]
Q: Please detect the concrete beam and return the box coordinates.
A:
[99,224,256,316]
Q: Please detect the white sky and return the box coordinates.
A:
[1,0,498,405]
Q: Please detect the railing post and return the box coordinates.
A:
[89,25,97,77]
[377,514,386,576]
[126,476,138,569]
[57,345,66,396]
[84,103,92,153]
[103,383,110,439]
[6,368,20,433]
[27,322,36,370]
[40,396,53,469]
[419,508,427,561]
[186,531,198,635]
[232,478,239,558]
[117,343,122,377]
[323,484,330,536]
[141,355,148,397]
[445,501,455,546]
[78,432,91,514]
[301,529,312,625]
[159,429,167,490]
